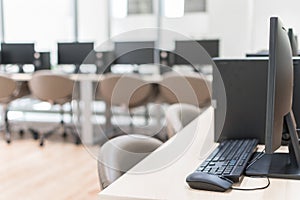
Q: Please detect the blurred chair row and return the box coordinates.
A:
[97,72,211,140]
[97,71,211,110]
[0,70,211,146]
[0,71,77,146]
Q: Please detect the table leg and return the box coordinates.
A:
[80,79,94,145]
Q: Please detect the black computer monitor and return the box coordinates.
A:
[288,28,298,56]
[292,58,300,131]
[114,41,155,65]
[213,58,269,144]
[174,40,219,65]
[213,57,300,145]
[245,50,269,57]
[1,43,35,72]
[246,17,300,179]
[57,42,94,73]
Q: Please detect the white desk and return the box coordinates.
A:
[8,73,163,145]
[99,107,299,200]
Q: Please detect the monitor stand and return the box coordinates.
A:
[18,64,24,73]
[246,111,300,179]
[74,64,80,74]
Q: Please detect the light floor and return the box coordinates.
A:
[0,135,100,200]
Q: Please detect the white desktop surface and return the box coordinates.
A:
[99,107,299,200]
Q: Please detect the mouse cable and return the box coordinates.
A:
[231,176,270,191]
[246,148,266,170]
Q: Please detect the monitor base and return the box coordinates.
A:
[246,152,300,179]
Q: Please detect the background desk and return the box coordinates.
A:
[99,107,299,200]
[8,73,163,145]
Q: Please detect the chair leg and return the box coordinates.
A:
[67,126,81,145]
[39,126,60,146]
[39,134,45,146]
[29,128,40,140]
[40,106,65,146]
[68,102,81,145]
[129,111,134,128]
[103,103,121,138]
[4,106,11,144]
[144,105,149,125]
[60,107,68,139]
[39,102,81,146]
[19,129,25,138]
[105,103,113,130]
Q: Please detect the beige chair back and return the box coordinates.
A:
[98,73,153,108]
[0,75,17,103]
[158,72,211,107]
[98,134,162,189]
[29,70,74,103]
[165,103,202,138]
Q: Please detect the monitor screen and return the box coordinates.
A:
[1,43,35,65]
[265,17,294,154]
[174,40,219,65]
[57,42,94,65]
[114,41,155,65]
[292,58,300,130]
[288,28,298,56]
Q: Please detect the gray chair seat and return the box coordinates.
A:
[98,134,162,189]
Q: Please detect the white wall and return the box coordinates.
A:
[208,0,300,56]
[78,0,109,48]
[3,0,74,51]
[110,0,252,56]
[207,0,253,57]
[111,15,157,41]
[251,0,300,53]
[160,13,209,50]
[111,13,210,51]
[79,0,300,57]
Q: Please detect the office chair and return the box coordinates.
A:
[96,73,155,138]
[97,134,162,189]
[0,75,36,142]
[0,75,19,143]
[28,70,79,146]
[158,72,211,108]
[165,103,203,138]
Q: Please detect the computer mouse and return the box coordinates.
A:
[186,171,233,192]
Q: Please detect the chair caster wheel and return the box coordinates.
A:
[40,141,44,146]
[75,137,81,145]
[33,132,39,140]
[6,139,11,144]
[19,130,24,138]
[62,132,67,138]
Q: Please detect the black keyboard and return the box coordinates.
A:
[195,139,258,182]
